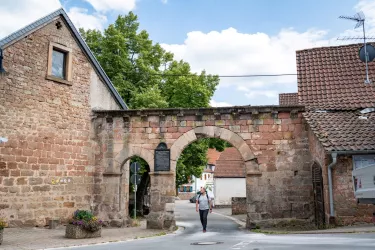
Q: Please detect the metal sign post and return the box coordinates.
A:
[130,162,141,220]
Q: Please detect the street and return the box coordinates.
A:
[63,200,375,250]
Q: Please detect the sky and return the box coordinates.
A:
[1,0,375,107]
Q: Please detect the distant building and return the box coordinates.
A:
[213,147,246,206]
[178,148,221,200]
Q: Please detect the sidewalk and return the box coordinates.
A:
[1,220,172,250]
[213,207,375,234]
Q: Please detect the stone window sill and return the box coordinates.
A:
[46,75,72,86]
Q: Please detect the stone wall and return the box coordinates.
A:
[94,106,314,229]
[332,156,375,225]
[0,17,119,227]
[232,197,247,215]
[178,192,193,200]
[308,126,375,226]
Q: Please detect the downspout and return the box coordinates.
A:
[328,153,337,218]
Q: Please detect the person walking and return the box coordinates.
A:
[196,187,212,233]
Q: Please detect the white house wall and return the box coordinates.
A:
[214,178,246,205]
[90,70,122,110]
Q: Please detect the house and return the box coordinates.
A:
[213,147,246,206]
[280,42,375,226]
[178,148,221,200]
[0,8,127,227]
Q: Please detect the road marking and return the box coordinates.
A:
[231,241,252,249]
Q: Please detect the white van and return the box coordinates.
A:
[352,163,375,204]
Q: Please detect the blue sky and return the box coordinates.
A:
[2,0,374,107]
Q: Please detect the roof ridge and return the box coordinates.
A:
[0,7,128,110]
[296,42,375,53]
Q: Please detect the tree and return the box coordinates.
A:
[80,12,229,190]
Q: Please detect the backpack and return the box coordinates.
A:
[197,193,209,204]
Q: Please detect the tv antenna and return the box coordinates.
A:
[338,11,375,84]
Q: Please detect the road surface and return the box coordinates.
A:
[66,201,375,250]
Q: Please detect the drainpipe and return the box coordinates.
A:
[328,152,337,218]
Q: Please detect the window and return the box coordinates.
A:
[52,49,66,78]
[47,42,72,85]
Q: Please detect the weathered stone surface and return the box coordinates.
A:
[232,197,247,215]
[65,224,101,239]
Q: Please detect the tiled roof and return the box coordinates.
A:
[279,93,298,105]
[207,148,221,165]
[296,43,375,111]
[303,111,375,151]
[214,147,245,178]
[0,8,128,110]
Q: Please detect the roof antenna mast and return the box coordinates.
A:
[339,11,373,84]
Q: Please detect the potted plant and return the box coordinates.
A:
[0,217,7,245]
[65,210,103,239]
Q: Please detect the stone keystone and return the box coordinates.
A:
[194,126,215,138]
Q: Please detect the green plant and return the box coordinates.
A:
[0,218,7,230]
[69,209,103,232]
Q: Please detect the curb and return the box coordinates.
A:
[43,226,184,250]
[212,211,246,228]
[253,229,375,235]
[212,212,375,235]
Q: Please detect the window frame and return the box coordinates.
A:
[46,42,72,85]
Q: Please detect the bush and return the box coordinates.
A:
[69,210,103,232]
[0,218,7,230]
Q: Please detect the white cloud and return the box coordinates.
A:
[162,0,375,105]
[162,28,329,105]
[0,0,61,39]
[161,0,168,4]
[210,100,233,107]
[84,0,137,13]
[67,7,107,31]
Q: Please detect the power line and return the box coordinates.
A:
[125,72,297,78]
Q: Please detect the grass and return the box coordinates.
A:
[250,229,290,235]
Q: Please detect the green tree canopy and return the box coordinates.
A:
[80,12,230,189]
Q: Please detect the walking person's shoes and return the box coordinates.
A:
[203,229,206,233]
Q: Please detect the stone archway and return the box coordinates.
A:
[169,126,261,229]
[96,146,154,227]
[93,106,313,230]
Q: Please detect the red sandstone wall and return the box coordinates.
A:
[333,156,375,225]
[0,18,103,227]
[308,126,375,225]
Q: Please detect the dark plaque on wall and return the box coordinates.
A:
[154,142,170,171]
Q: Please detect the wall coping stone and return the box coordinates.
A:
[93,105,305,117]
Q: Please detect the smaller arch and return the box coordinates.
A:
[114,146,154,172]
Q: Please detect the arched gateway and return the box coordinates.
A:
[92,105,313,229]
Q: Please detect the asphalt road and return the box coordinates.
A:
[66,201,375,250]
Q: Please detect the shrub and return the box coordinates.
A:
[69,210,103,232]
[0,218,7,230]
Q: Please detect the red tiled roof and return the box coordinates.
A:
[303,111,375,151]
[207,148,221,165]
[214,147,245,178]
[296,43,375,111]
[279,93,298,105]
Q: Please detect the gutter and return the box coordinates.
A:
[327,149,375,218]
